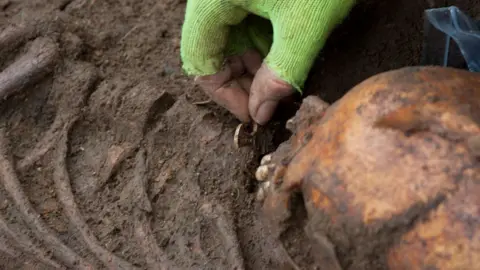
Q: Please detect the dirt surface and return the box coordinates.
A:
[0,0,478,270]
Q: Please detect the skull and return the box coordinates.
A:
[256,66,480,269]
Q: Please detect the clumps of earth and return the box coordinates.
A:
[0,0,478,269]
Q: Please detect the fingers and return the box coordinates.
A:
[180,1,254,122]
[195,49,291,125]
[195,55,254,123]
[242,49,262,75]
[237,75,253,92]
[226,56,245,78]
[249,64,295,125]
[210,78,252,123]
[244,2,355,125]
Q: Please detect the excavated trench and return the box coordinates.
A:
[0,0,478,269]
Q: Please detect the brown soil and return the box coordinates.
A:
[0,0,478,270]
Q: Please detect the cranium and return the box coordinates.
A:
[256,66,480,269]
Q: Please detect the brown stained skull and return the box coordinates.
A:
[256,66,480,270]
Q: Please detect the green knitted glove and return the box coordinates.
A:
[180,0,355,92]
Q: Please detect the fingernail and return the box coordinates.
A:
[254,100,277,125]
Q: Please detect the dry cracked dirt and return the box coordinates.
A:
[0,0,478,270]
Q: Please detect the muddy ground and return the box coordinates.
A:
[0,0,478,269]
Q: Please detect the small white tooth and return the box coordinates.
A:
[263,181,271,190]
[285,117,295,131]
[255,165,269,181]
[256,187,265,201]
[260,154,272,165]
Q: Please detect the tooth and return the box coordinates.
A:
[260,154,272,165]
[263,181,271,190]
[256,187,265,201]
[255,165,270,181]
[285,117,295,131]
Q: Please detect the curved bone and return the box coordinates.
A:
[0,215,63,269]
[0,130,93,269]
[17,116,75,171]
[54,131,139,270]
[200,202,245,270]
[17,61,98,171]
[128,149,176,270]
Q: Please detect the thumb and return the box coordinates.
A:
[249,64,295,125]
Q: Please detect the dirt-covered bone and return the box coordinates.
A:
[119,147,176,270]
[88,81,176,192]
[285,96,330,134]
[0,215,61,269]
[0,25,34,58]
[257,66,480,270]
[54,131,138,270]
[0,37,59,100]
[17,61,98,171]
[0,130,93,269]
[200,201,246,270]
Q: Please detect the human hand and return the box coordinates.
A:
[180,0,355,125]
